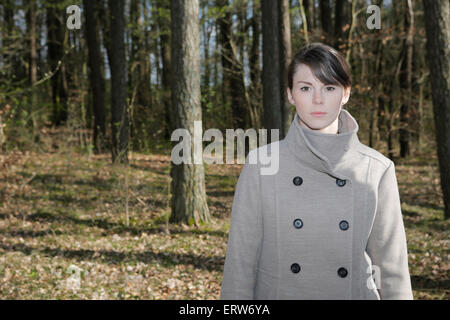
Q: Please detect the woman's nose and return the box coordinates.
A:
[313,91,323,104]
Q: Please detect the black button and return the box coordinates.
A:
[336,179,346,187]
[339,220,349,231]
[291,263,301,274]
[293,176,303,186]
[338,267,348,278]
[293,219,303,229]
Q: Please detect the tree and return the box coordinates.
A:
[334,0,346,48]
[28,0,38,140]
[107,0,129,164]
[215,0,249,129]
[303,0,315,31]
[281,0,293,136]
[369,0,384,149]
[319,0,332,43]
[83,0,107,154]
[156,0,172,139]
[46,0,68,125]
[200,0,213,125]
[2,0,26,88]
[170,0,211,226]
[423,0,450,219]
[399,0,414,158]
[261,0,291,139]
[128,0,152,150]
[249,0,262,128]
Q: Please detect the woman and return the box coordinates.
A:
[220,43,413,300]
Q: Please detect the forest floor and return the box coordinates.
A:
[0,127,448,299]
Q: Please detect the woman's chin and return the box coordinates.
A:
[301,119,330,131]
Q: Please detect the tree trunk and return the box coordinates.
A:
[129,0,152,151]
[156,0,173,138]
[201,0,212,123]
[319,0,332,43]
[3,0,14,80]
[334,0,346,48]
[370,21,383,148]
[215,0,249,129]
[261,0,283,139]
[281,0,292,136]
[399,0,414,158]
[135,0,151,112]
[387,47,404,162]
[83,0,107,154]
[107,0,129,164]
[345,0,357,62]
[423,0,450,219]
[170,0,211,226]
[299,0,310,44]
[47,0,68,125]
[303,0,315,30]
[249,0,262,129]
[213,33,221,120]
[236,0,247,69]
[3,0,14,48]
[28,0,38,141]
[140,0,151,112]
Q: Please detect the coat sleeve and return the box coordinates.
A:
[366,161,414,300]
[220,152,262,300]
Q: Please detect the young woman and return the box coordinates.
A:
[220,43,413,300]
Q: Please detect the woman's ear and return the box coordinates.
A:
[287,88,294,104]
[342,87,351,105]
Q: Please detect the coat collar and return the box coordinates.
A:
[284,109,361,175]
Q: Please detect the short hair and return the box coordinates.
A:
[287,42,352,90]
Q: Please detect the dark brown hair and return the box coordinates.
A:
[287,42,352,90]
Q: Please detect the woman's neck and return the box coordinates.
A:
[297,116,340,135]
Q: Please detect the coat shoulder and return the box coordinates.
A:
[356,143,392,170]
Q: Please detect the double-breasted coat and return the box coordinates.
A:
[220,109,413,300]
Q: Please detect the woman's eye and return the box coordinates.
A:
[326,86,335,91]
[300,87,310,92]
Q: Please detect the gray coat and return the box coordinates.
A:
[220,109,413,300]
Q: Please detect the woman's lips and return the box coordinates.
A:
[311,112,327,117]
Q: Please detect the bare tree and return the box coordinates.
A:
[83,0,107,154]
[281,0,293,136]
[170,0,211,226]
[215,0,249,129]
[249,0,262,128]
[334,0,346,48]
[319,0,332,43]
[399,0,414,158]
[156,0,172,139]
[302,0,315,32]
[46,0,68,125]
[261,0,285,139]
[28,0,38,140]
[107,0,129,164]
[299,0,310,44]
[423,0,450,219]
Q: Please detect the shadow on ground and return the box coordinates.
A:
[0,242,225,272]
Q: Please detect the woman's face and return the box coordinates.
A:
[287,63,350,134]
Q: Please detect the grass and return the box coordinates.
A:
[0,127,448,299]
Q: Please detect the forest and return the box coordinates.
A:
[0,0,448,300]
